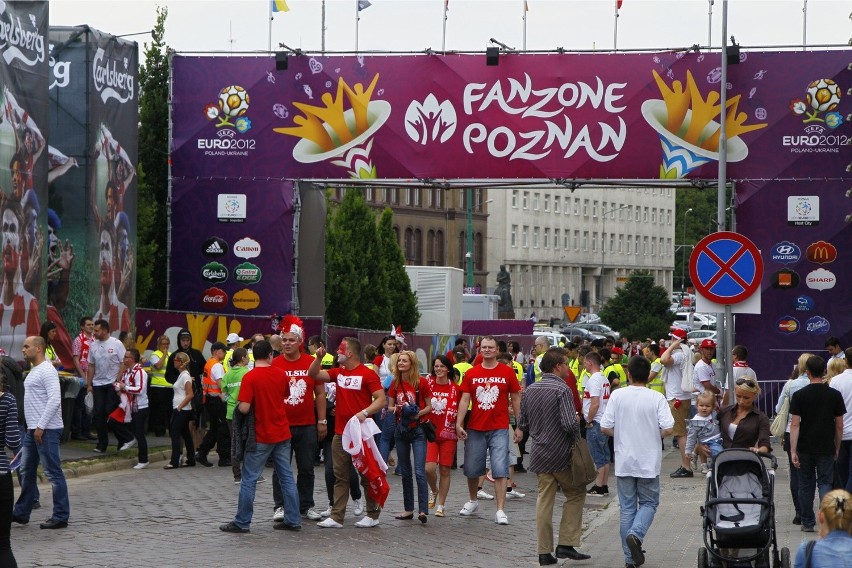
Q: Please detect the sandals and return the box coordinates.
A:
[394,513,414,520]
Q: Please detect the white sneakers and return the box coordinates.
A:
[435,505,445,517]
[303,509,322,521]
[354,516,379,528]
[273,507,285,522]
[495,510,509,525]
[459,500,479,516]
[317,518,343,529]
[476,489,495,500]
[353,497,365,516]
[506,488,526,499]
[320,506,332,518]
[133,462,148,470]
[119,439,137,451]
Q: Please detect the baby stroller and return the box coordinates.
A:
[698,449,790,568]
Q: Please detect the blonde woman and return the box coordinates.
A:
[165,352,195,469]
[388,350,432,523]
[826,358,847,385]
[794,489,852,567]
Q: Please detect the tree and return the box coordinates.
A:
[376,208,419,331]
[674,185,733,293]
[325,190,390,328]
[599,271,672,341]
[136,6,169,306]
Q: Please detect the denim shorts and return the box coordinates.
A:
[586,422,610,469]
[463,428,510,479]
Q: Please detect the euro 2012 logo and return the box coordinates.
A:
[204,85,252,133]
[789,79,843,129]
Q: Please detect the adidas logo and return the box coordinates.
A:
[206,241,224,254]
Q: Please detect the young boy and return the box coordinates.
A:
[684,391,724,474]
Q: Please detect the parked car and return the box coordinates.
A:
[559,326,606,342]
[574,323,620,341]
[672,311,716,330]
[687,330,717,346]
[533,330,569,348]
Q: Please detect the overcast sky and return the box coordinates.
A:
[50,0,851,54]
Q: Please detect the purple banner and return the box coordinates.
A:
[168,179,295,315]
[735,179,850,382]
[171,51,850,181]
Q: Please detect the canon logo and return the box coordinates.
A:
[235,245,259,252]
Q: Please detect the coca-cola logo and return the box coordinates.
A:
[0,5,44,67]
[92,47,134,104]
[201,287,228,308]
[201,261,228,284]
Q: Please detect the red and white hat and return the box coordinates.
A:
[700,338,717,349]
[669,328,688,340]
[390,324,406,346]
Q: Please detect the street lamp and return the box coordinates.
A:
[465,192,493,289]
[681,208,693,295]
[597,204,629,304]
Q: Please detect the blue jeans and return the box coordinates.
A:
[273,424,317,513]
[798,452,835,528]
[234,440,300,529]
[617,476,660,565]
[395,426,428,514]
[377,411,396,463]
[783,433,801,515]
[13,429,70,522]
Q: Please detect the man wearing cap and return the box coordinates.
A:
[223,333,244,373]
[196,342,229,467]
[604,347,627,390]
[661,329,695,478]
[693,339,720,398]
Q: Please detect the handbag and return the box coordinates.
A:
[420,420,437,442]
[770,380,792,439]
[569,436,597,486]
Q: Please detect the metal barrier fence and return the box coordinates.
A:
[755,379,787,419]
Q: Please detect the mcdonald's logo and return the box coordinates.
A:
[805,240,837,264]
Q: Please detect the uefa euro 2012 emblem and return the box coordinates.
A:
[204,85,253,133]
[789,79,843,129]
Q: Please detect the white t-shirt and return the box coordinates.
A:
[173,371,193,410]
[582,371,610,422]
[830,369,852,440]
[600,386,674,478]
[663,349,688,400]
[693,359,716,393]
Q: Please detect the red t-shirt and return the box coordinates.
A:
[328,364,383,435]
[562,369,582,415]
[237,365,291,444]
[460,363,520,431]
[472,353,483,366]
[272,353,317,426]
[426,376,461,438]
[388,379,432,429]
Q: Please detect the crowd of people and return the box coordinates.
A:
[0,317,850,567]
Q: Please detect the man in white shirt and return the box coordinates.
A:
[660,329,693,478]
[12,336,70,529]
[600,356,674,568]
[86,318,125,453]
[693,339,720,397]
[582,351,611,497]
[830,350,852,492]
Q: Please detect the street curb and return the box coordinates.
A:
[14,448,172,488]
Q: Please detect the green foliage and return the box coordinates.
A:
[325,190,388,328]
[600,271,672,341]
[377,208,420,330]
[674,186,733,292]
[136,6,169,307]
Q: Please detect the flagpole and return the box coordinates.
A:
[522,1,527,51]
[441,0,448,51]
[707,0,713,48]
[322,0,326,54]
[802,0,807,50]
[613,0,619,52]
[355,0,360,53]
[268,1,272,52]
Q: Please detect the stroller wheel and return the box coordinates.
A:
[697,547,709,568]
[778,547,790,568]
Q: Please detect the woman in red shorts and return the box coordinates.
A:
[425,355,462,517]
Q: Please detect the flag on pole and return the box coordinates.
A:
[524,0,529,11]
[617,0,623,9]
[358,0,372,10]
[444,0,449,10]
[272,0,289,12]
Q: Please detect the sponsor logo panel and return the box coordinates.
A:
[233,288,260,311]
[234,262,262,284]
[770,241,801,264]
[805,268,836,291]
[804,316,830,335]
[217,194,246,223]
[770,269,800,290]
[805,240,836,264]
[787,196,819,227]
[201,287,228,308]
[792,295,815,312]
[776,316,799,335]
[234,237,261,259]
[202,237,228,258]
[201,261,228,284]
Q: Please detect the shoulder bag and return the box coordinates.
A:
[770,380,793,439]
[569,435,597,486]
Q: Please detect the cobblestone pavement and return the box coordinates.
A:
[13,444,815,568]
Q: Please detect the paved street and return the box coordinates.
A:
[13,443,815,568]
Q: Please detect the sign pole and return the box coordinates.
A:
[717,0,730,384]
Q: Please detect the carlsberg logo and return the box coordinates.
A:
[93,47,134,104]
[0,7,45,67]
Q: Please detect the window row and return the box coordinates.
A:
[510,191,673,224]
[510,225,673,256]
[335,187,488,212]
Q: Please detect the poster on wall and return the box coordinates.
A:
[0,0,49,357]
[168,178,296,315]
[48,26,138,350]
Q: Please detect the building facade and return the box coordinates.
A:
[486,185,676,323]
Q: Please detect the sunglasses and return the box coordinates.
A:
[736,378,757,388]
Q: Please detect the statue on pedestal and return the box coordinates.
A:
[495,265,514,314]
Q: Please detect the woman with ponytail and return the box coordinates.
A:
[795,489,852,567]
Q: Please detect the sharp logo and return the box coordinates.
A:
[92,48,135,104]
[202,237,228,258]
[805,240,837,264]
[770,241,801,265]
[805,268,836,291]
[0,5,44,67]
